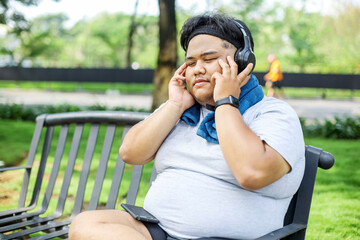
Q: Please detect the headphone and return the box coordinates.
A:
[233,21,256,74]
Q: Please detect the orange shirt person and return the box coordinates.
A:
[264,54,283,97]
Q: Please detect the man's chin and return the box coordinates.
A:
[192,94,214,106]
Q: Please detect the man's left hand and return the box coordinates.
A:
[212,56,253,102]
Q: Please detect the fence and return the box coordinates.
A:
[0,67,359,90]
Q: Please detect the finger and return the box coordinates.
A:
[239,75,251,88]
[237,63,253,86]
[211,72,221,82]
[238,63,253,78]
[176,62,187,75]
[218,59,230,75]
[227,56,238,79]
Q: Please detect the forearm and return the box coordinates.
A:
[119,101,185,165]
[215,105,289,190]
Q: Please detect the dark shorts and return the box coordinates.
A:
[266,80,282,89]
[273,80,282,89]
[142,221,167,240]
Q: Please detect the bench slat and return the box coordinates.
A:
[70,124,99,218]
[106,125,131,209]
[88,124,116,210]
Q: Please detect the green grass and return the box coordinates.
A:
[0,120,359,239]
[0,120,35,166]
[304,138,360,240]
[281,87,360,99]
[0,80,153,94]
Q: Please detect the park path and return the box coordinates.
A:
[0,88,359,120]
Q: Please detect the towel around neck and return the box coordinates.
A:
[180,74,264,143]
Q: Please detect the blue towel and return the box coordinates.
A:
[181,74,264,143]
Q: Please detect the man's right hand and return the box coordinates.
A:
[168,63,195,112]
[120,63,195,165]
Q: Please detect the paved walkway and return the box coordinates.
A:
[1,88,359,120]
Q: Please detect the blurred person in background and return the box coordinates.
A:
[264,54,284,98]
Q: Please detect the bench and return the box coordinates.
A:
[0,111,334,240]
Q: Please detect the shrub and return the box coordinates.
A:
[300,116,360,139]
[0,103,148,122]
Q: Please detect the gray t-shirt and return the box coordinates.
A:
[143,96,305,239]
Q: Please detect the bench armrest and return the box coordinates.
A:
[186,223,306,240]
[0,166,29,172]
[255,223,306,240]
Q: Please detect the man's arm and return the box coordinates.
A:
[213,58,290,190]
[119,101,186,165]
[215,105,290,190]
[119,63,194,165]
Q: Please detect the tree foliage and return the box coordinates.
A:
[0,0,359,74]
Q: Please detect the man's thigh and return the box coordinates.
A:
[71,210,152,240]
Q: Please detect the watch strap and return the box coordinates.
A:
[215,96,239,109]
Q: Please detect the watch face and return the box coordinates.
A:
[215,96,239,109]
[230,96,236,103]
[230,96,239,105]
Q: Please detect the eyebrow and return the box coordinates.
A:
[185,51,218,60]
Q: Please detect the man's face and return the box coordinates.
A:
[185,34,237,106]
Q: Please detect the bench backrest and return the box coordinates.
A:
[16,111,150,219]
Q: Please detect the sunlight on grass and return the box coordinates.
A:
[0,80,153,94]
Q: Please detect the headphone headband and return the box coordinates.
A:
[233,20,256,74]
[233,21,253,51]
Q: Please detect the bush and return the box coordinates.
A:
[0,103,149,122]
[300,116,360,139]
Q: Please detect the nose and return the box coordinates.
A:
[193,60,205,75]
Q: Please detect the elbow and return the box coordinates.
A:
[236,170,266,191]
[119,144,133,164]
[119,143,153,165]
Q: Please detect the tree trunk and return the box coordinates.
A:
[127,0,139,68]
[152,0,177,111]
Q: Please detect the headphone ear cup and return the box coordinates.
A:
[234,48,244,73]
[235,48,256,74]
[243,50,256,74]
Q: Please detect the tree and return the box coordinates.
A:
[0,0,60,33]
[322,0,360,73]
[283,7,322,72]
[0,0,61,66]
[152,0,177,110]
[127,0,139,68]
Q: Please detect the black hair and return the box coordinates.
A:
[180,12,254,53]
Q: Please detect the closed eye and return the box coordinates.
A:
[204,58,217,62]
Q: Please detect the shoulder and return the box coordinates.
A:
[244,96,297,121]
[244,96,305,165]
[243,96,301,135]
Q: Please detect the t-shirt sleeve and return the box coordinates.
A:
[243,99,306,198]
[246,100,304,169]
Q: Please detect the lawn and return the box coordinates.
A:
[304,138,360,240]
[0,120,35,167]
[0,120,359,239]
[0,80,153,94]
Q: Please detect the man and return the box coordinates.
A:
[264,54,284,97]
[69,13,305,240]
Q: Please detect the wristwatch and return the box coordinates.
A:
[215,95,239,109]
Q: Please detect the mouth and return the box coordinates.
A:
[193,78,209,86]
